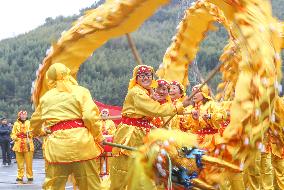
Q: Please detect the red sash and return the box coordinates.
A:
[51,119,85,133]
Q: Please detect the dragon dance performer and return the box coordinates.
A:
[169,80,186,104]
[183,84,226,151]
[30,63,103,190]
[150,79,172,128]
[99,109,116,135]
[180,84,246,190]
[97,109,116,176]
[109,65,192,190]
[168,80,187,130]
[11,110,34,183]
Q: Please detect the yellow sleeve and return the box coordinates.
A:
[80,89,103,142]
[30,103,44,137]
[209,102,227,122]
[108,120,116,135]
[10,122,18,141]
[134,92,184,117]
[26,121,33,138]
[181,106,199,132]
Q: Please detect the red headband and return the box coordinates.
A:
[157,79,170,88]
[137,66,153,75]
[18,110,27,117]
[170,81,182,90]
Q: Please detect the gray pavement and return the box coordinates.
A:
[0,159,73,190]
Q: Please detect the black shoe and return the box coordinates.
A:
[7,162,11,166]
[16,178,23,182]
[28,178,33,182]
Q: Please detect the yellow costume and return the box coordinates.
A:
[30,63,103,190]
[98,119,116,136]
[11,111,34,182]
[168,81,186,130]
[260,96,284,190]
[150,79,172,129]
[183,85,226,151]
[97,109,116,175]
[110,65,184,190]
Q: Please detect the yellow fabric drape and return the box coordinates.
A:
[32,0,170,106]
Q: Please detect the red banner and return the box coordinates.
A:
[94,100,122,125]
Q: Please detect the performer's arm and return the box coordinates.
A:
[133,92,184,117]
[30,104,44,136]
[209,102,227,123]
[80,89,103,142]
[10,123,18,141]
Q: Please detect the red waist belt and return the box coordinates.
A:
[17,133,28,138]
[51,119,85,133]
[121,116,153,133]
[196,127,218,135]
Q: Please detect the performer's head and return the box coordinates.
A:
[169,81,185,100]
[1,118,7,125]
[100,109,109,120]
[46,63,78,92]
[192,84,211,104]
[155,79,170,101]
[18,110,27,121]
[128,65,157,90]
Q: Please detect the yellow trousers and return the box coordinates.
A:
[15,151,34,179]
[271,154,284,190]
[109,155,156,190]
[109,155,131,190]
[260,153,274,190]
[243,152,261,190]
[43,159,101,190]
[219,172,246,190]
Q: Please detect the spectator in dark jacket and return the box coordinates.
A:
[8,122,15,159]
[0,118,12,166]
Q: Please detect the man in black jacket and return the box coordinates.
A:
[0,118,11,166]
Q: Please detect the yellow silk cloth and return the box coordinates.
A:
[182,101,227,151]
[182,101,226,133]
[11,120,34,152]
[98,119,116,135]
[30,84,103,163]
[169,97,186,130]
[32,0,170,106]
[112,84,184,156]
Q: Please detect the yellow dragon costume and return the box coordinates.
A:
[30,0,284,189]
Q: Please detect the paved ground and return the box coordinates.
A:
[0,159,73,190]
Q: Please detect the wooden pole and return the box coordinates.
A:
[126,33,143,65]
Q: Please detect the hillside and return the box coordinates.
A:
[0,0,283,120]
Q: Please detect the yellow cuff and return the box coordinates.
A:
[175,102,185,115]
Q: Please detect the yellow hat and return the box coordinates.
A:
[192,84,212,100]
[157,79,170,89]
[170,80,186,97]
[46,63,78,92]
[128,65,157,90]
